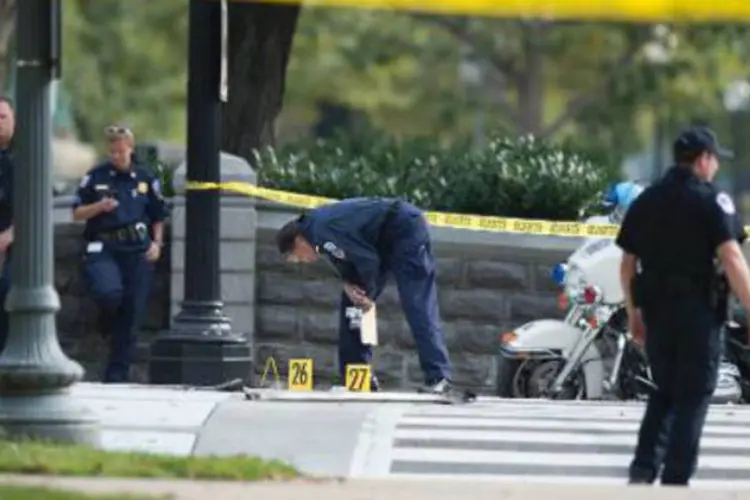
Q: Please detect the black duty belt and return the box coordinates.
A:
[641,271,712,297]
[96,223,147,242]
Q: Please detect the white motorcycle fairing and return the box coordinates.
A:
[499,319,606,399]
[566,236,624,304]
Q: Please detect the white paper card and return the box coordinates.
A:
[360,304,378,346]
[86,241,103,253]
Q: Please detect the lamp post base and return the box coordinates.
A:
[148,301,253,387]
[0,331,100,445]
[0,392,100,445]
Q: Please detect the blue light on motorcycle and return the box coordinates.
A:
[551,263,567,286]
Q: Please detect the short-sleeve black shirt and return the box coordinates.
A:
[615,166,745,280]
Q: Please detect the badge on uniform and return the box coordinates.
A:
[322,241,345,260]
[137,182,148,194]
[717,192,736,215]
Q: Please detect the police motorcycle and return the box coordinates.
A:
[722,305,750,402]
[496,182,651,400]
[496,182,745,403]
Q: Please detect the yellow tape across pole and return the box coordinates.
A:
[186,180,628,238]
[229,0,750,22]
[187,181,750,237]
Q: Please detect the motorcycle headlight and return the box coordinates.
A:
[564,264,587,298]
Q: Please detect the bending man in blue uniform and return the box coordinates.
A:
[72,125,168,383]
[277,197,453,394]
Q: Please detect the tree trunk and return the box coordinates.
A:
[0,0,16,93]
[514,21,546,137]
[221,2,300,161]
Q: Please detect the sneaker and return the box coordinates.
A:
[418,378,452,395]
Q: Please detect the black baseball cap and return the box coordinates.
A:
[673,126,734,162]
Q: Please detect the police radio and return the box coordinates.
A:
[103,186,119,200]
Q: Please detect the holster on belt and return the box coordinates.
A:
[710,272,730,323]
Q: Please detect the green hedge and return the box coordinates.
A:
[253,133,618,221]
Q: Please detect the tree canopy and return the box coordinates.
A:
[0,1,748,168]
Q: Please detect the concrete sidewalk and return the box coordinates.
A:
[2,475,750,500]
[64,383,750,489]
[69,382,393,477]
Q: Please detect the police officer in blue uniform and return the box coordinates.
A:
[72,125,168,383]
[0,97,15,353]
[617,126,750,486]
[276,197,453,394]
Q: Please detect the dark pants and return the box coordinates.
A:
[83,248,154,383]
[629,297,720,486]
[0,252,9,353]
[338,209,452,386]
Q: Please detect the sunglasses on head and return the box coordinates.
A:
[105,126,132,138]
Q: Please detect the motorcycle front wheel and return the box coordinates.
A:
[510,358,585,400]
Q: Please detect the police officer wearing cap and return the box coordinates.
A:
[73,125,168,383]
[0,96,15,353]
[617,126,750,486]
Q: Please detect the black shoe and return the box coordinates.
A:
[628,466,655,485]
[628,477,653,485]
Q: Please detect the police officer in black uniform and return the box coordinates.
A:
[0,96,15,353]
[72,125,168,382]
[616,126,750,486]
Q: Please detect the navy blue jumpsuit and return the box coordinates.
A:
[299,197,452,386]
[617,166,746,485]
[0,146,12,352]
[73,161,168,382]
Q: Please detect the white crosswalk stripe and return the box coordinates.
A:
[387,399,750,489]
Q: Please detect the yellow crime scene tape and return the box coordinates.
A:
[185,181,750,238]
[185,180,623,238]
[231,0,750,22]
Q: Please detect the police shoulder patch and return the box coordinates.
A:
[716,192,736,215]
[323,241,345,260]
[79,175,90,188]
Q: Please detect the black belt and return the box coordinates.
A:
[640,271,712,297]
[96,224,145,242]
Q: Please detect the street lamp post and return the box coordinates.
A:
[723,80,750,204]
[148,0,252,386]
[0,0,99,444]
[458,51,487,151]
[643,25,676,181]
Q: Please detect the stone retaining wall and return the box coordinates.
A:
[52,197,579,394]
